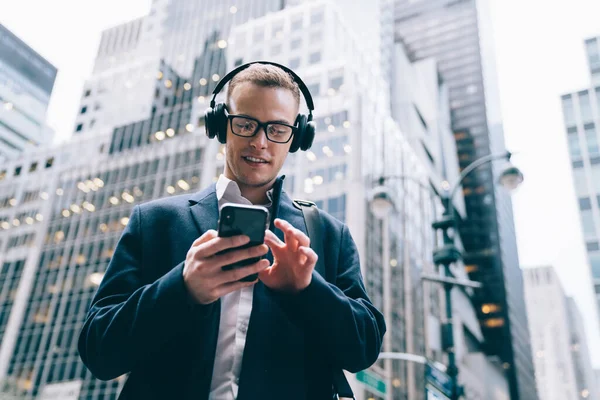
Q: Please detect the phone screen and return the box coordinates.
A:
[218,203,269,281]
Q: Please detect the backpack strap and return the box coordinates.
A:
[294,199,355,400]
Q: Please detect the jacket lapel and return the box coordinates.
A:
[188,184,219,236]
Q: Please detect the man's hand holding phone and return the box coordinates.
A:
[182,230,270,305]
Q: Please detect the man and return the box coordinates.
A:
[78,63,385,399]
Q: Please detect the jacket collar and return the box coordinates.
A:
[187,176,287,235]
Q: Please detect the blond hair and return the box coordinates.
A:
[226,63,301,109]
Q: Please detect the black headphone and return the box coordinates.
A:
[204,61,316,153]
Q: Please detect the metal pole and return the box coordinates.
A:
[438,196,460,400]
[382,218,393,400]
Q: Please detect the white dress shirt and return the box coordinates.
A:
[209,175,271,399]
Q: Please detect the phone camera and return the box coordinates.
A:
[223,210,234,225]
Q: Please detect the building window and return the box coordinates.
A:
[329,75,344,91]
[590,165,600,196]
[75,123,83,132]
[309,52,321,64]
[29,162,38,172]
[587,242,600,252]
[14,166,21,176]
[45,157,54,168]
[253,27,264,42]
[234,58,243,67]
[290,37,302,50]
[0,170,6,181]
[271,44,282,56]
[590,252,600,279]
[310,9,324,24]
[272,22,284,38]
[291,15,303,31]
[84,89,91,97]
[585,124,599,157]
[581,209,596,237]
[80,106,87,114]
[307,82,320,96]
[327,194,346,222]
[562,95,576,127]
[289,57,301,69]
[572,168,588,195]
[568,132,581,159]
[579,197,592,210]
[579,91,593,122]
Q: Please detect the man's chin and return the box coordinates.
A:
[238,174,276,189]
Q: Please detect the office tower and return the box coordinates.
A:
[562,35,600,390]
[0,24,57,161]
[523,267,598,400]
[393,1,537,399]
[73,0,283,136]
[566,297,599,400]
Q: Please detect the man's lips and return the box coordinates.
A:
[242,155,270,164]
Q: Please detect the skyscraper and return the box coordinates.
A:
[393,1,537,399]
[523,266,598,400]
[0,24,57,161]
[562,34,600,362]
[566,297,599,400]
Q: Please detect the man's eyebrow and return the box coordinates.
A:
[236,113,294,126]
[269,119,295,125]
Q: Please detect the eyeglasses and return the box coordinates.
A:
[224,109,297,144]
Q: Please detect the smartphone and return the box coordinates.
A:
[217,203,269,282]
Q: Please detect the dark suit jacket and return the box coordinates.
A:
[78,179,386,399]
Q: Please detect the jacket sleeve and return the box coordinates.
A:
[272,224,386,373]
[78,205,215,381]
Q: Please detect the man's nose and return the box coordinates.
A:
[249,126,269,149]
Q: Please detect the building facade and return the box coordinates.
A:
[0,24,57,161]
[562,35,600,345]
[566,297,599,400]
[393,1,537,399]
[523,266,598,400]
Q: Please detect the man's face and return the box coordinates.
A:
[224,82,298,191]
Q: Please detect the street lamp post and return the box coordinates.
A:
[371,151,523,400]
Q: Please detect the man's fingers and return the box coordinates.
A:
[192,229,218,247]
[275,219,299,251]
[196,234,251,258]
[219,259,270,285]
[275,219,309,248]
[299,246,318,267]
[212,244,269,270]
[264,230,285,250]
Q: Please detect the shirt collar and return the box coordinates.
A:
[215,174,274,207]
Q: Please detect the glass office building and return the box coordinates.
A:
[0,24,57,161]
[393,1,537,399]
[562,35,600,346]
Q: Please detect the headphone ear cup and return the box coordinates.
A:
[290,114,306,153]
[205,103,227,143]
[301,120,315,151]
[214,103,228,144]
[204,106,217,140]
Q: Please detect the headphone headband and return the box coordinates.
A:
[209,61,314,115]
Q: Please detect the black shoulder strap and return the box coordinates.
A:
[294,199,355,400]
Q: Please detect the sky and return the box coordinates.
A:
[1,0,599,367]
[489,0,600,366]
